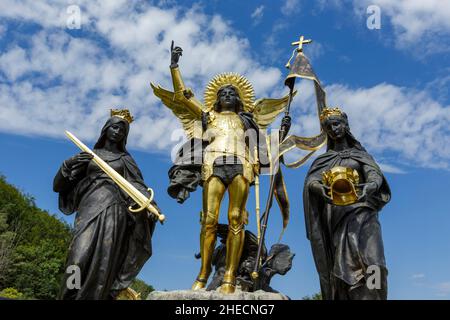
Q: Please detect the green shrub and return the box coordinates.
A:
[0,287,24,299]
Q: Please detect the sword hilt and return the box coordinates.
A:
[128,188,166,223]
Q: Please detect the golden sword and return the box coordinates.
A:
[65,131,165,223]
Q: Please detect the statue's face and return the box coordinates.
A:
[323,116,346,140]
[218,86,238,112]
[106,122,126,143]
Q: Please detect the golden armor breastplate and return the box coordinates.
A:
[202,111,254,183]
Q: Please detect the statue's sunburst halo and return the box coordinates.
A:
[203,72,255,112]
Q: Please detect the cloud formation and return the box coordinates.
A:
[0,1,281,152]
[0,1,448,172]
[354,0,450,54]
[281,0,301,16]
[251,5,265,25]
[289,80,450,171]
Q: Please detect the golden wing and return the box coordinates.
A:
[151,83,204,139]
[252,91,297,130]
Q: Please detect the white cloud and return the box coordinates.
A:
[378,163,406,174]
[263,21,290,64]
[0,1,448,172]
[0,1,281,153]
[326,83,450,169]
[313,1,450,54]
[316,0,344,11]
[289,80,450,170]
[281,0,301,16]
[354,0,450,53]
[304,41,324,62]
[0,1,63,27]
[251,5,265,25]
[425,73,450,102]
[412,273,426,279]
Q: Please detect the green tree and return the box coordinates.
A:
[0,175,156,300]
[302,292,322,300]
[130,278,155,299]
[0,175,71,299]
[0,287,24,299]
[7,239,67,299]
[0,212,19,282]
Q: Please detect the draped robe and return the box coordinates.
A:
[54,148,156,300]
[303,147,391,299]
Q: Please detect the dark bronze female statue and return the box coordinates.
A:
[53,110,159,300]
[303,107,391,300]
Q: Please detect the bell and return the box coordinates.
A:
[322,166,359,206]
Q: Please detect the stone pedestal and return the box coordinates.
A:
[147,288,289,300]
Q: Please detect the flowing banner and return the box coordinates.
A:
[279,45,328,168]
[252,37,328,285]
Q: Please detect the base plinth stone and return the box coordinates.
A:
[147,288,289,300]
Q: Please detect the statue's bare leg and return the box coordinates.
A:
[220,174,249,294]
[192,176,226,290]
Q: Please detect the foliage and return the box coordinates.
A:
[0,174,71,299]
[130,278,155,299]
[8,239,68,299]
[0,174,156,300]
[0,287,24,299]
[302,292,322,300]
[0,212,18,281]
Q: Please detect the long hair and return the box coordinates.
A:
[213,85,244,113]
[93,116,130,153]
[321,113,366,152]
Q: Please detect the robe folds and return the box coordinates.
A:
[54,149,156,300]
[303,147,391,299]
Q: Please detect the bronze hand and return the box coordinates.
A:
[170,40,183,68]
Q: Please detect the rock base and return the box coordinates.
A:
[147,288,289,300]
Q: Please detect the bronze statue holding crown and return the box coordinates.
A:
[303,107,391,300]
[53,109,161,300]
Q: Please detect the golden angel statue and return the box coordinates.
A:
[151,42,294,294]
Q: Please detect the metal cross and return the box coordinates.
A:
[291,35,312,52]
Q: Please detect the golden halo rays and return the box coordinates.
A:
[203,73,255,112]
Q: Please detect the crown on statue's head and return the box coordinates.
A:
[319,107,343,122]
[110,109,134,124]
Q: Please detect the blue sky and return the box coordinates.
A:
[0,0,449,299]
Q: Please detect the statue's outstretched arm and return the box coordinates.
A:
[170,66,186,92]
[150,42,204,139]
[169,41,203,117]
